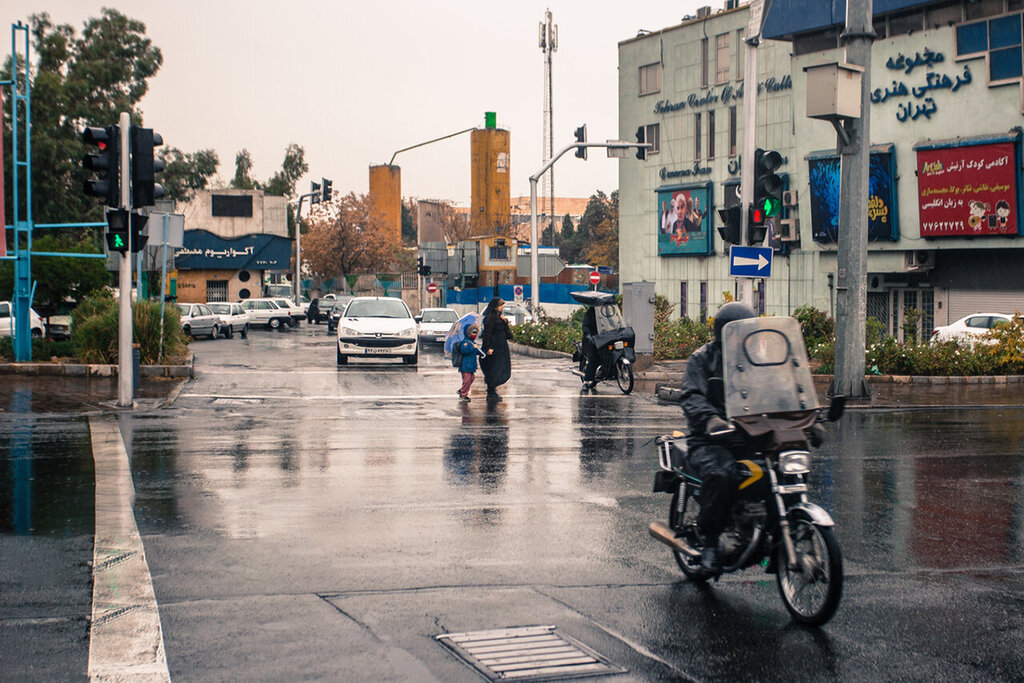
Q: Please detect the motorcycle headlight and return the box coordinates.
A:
[779,450,811,475]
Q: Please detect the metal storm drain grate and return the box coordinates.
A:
[436,625,625,681]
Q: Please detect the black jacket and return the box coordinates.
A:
[680,341,726,447]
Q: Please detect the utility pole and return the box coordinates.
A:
[117,112,132,408]
[832,0,874,400]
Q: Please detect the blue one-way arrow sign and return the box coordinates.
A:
[729,245,773,278]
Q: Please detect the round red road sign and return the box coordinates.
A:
[589,271,601,285]
[426,282,438,294]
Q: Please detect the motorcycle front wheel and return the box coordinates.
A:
[615,358,634,394]
[776,518,843,626]
[668,487,707,583]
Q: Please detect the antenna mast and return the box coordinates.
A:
[539,10,557,245]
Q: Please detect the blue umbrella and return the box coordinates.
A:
[444,312,483,358]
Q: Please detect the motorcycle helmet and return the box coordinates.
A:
[713,302,756,344]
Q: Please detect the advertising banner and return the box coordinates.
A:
[808,150,898,243]
[916,141,1018,237]
[657,183,713,256]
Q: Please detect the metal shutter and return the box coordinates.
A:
[947,290,1024,322]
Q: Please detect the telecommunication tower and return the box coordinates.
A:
[538,9,557,244]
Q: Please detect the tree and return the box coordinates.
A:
[159,147,219,203]
[230,149,257,190]
[0,233,109,314]
[2,10,164,225]
[263,143,307,197]
[401,199,416,245]
[559,213,574,246]
[582,191,619,270]
[302,193,405,282]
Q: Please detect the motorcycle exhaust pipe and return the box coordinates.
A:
[648,522,701,558]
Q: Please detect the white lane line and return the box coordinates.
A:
[88,416,170,682]
[180,392,634,402]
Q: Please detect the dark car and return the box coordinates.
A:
[308,296,337,324]
[326,297,353,333]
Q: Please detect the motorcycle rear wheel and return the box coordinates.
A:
[616,358,634,394]
[776,518,843,626]
[669,487,707,582]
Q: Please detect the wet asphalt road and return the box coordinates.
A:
[2,322,1024,681]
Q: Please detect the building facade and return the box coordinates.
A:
[173,190,291,303]
[619,0,1024,339]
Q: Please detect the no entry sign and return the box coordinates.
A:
[426,282,438,294]
[589,271,601,285]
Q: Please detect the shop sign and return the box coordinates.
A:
[870,48,973,123]
[917,141,1017,237]
[175,230,292,270]
[653,75,791,114]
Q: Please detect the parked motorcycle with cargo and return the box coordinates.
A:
[570,291,636,394]
[648,315,846,626]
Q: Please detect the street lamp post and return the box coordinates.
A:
[528,139,648,314]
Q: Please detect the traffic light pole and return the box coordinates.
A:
[117,112,133,408]
[528,139,647,314]
[738,28,760,307]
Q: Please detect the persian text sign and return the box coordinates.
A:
[917,142,1017,237]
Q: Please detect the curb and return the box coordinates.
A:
[0,353,195,379]
[509,341,572,360]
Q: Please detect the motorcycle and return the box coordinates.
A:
[570,291,636,394]
[648,315,847,626]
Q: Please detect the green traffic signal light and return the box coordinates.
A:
[762,195,782,218]
[113,234,125,249]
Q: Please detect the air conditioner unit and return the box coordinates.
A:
[903,250,935,271]
[777,217,800,242]
[867,275,886,292]
[782,189,799,207]
[696,5,712,18]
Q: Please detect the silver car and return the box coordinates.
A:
[176,303,221,339]
[207,302,250,339]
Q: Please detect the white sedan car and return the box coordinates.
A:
[336,297,418,366]
[503,302,533,326]
[271,297,305,327]
[931,313,1015,343]
[207,302,250,339]
[0,301,45,338]
[416,308,459,343]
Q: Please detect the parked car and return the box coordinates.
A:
[239,298,293,330]
[931,313,1015,344]
[416,308,459,343]
[207,302,250,339]
[271,297,305,327]
[0,301,44,338]
[176,303,221,339]
[503,302,533,326]
[336,296,418,366]
[326,296,354,332]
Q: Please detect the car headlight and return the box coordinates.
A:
[778,450,811,475]
[341,326,360,336]
[402,326,417,337]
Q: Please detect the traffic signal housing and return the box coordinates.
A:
[130,126,165,208]
[321,178,333,203]
[752,148,783,224]
[574,125,587,160]
[747,202,768,245]
[105,209,130,253]
[82,125,120,207]
[717,205,742,245]
[130,212,149,253]
[310,180,321,205]
[635,126,646,160]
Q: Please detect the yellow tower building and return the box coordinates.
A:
[470,118,510,236]
[368,164,402,243]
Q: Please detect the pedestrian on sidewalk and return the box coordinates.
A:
[457,323,485,402]
[480,297,512,402]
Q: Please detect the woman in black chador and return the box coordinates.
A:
[480,297,512,401]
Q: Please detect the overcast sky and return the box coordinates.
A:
[9,1,713,205]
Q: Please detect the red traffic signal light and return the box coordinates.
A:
[82,125,120,207]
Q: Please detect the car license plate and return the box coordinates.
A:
[614,341,624,349]
[364,348,392,355]
[435,335,445,342]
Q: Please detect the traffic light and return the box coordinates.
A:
[321,178,333,203]
[423,264,431,276]
[105,208,130,253]
[747,202,768,244]
[130,212,149,253]
[310,180,321,205]
[635,125,646,160]
[82,125,120,207]
[574,125,587,160]
[752,148,783,223]
[716,205,742,244]
[130,126,165,208]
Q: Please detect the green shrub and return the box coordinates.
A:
[71,292,188,364]
[654,316,712,360]
[0,337,76,361]
[794,305,834,348]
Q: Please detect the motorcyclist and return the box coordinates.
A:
[679,301,756,574]
[580,306,600,392]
